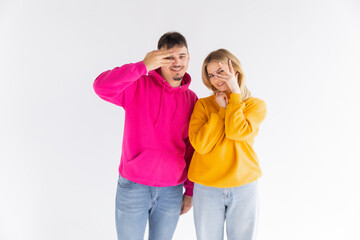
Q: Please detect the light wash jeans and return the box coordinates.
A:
[193,181,259,240]
[115,175,183,240]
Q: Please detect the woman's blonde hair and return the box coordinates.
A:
[202,48,251,101]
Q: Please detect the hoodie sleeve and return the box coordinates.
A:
[189,100,225,155]
[183,137,194,196]
[93,61,147,109]
[225,93,267,141]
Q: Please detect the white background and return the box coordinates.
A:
[1,0,360,239]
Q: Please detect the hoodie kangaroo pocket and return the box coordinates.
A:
[125,149,187,185]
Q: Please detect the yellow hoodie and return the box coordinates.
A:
[188,93,267,188]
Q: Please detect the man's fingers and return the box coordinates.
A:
[160,59,175,65]
[153,49,172,54]
[180,202,185,215]
[157,49,173,57]
[148,50,173,59]
[148,50,159,54]
[180,205,184,215]
[180,204,191,215]
[159,49,173,53]
[180,195,193,215]
[161,53,174,59]
[181,207,190,215]
[159,53,174,62]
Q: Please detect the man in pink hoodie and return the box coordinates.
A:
[93,32,197,240]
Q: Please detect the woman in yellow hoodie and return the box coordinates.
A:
[188,49,267,240]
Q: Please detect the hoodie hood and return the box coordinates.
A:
[148,68,192,126]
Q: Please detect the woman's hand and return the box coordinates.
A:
[215,91,228,109]
[213,59,241,94]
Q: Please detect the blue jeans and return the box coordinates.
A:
[115,175,183,240]
[193,181,259,240]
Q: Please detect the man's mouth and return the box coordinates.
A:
[170,66,183,73]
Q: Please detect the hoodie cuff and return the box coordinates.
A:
[184,180,194,196]
[138,61,149,74]
[229,93,243,103]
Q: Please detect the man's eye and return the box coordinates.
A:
[165,57,174,60]
[180,56,185,59]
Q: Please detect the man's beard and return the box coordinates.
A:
[170,65,184,81]
[173,76,183,81]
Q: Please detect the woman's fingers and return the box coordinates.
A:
[218,61,232,75]
[228,59,234,73]
[214,73,228,80]
[214,74,231,83]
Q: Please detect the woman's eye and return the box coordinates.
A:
[208,74,214,78]
[218,70,224,74]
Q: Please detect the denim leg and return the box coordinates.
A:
[193,183,226,240]
[148,184,183,240]
[226,181,259,240]
[115,175,151,240]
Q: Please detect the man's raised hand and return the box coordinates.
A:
[143,50,174,71]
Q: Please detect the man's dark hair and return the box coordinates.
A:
[157,32,188,50]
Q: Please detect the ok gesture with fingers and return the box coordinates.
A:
[213,59,241,94]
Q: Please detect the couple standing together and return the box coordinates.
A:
[93,32,267,240]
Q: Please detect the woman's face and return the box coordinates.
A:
[206,61,231,92]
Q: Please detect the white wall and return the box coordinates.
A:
[1,0,359,239]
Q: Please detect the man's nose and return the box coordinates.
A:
[172,57,180,65]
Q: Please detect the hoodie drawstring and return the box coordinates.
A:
[171,96,179,123]
[155,80,166,126]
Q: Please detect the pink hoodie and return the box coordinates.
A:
[93,61,197,196]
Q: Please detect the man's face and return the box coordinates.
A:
[160,45,189,83]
